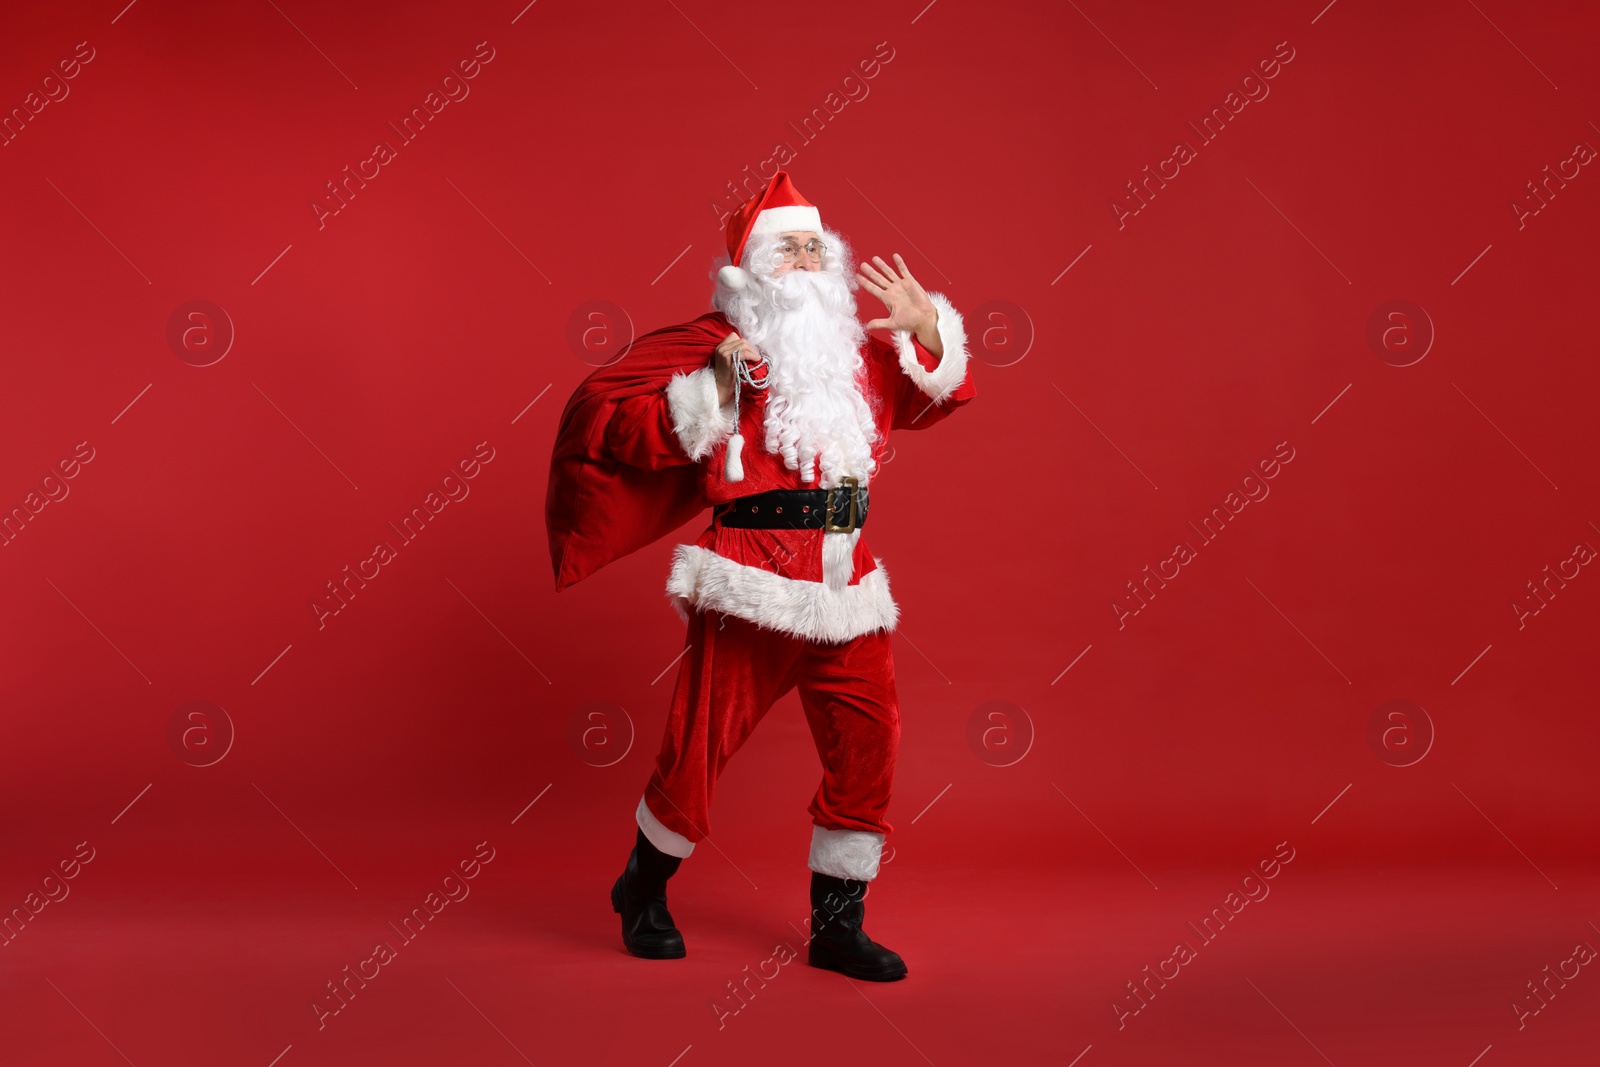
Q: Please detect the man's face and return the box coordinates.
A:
[770,230,823,276]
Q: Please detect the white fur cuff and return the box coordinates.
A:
[637,794,696,858]
[665,366,737,462]
[809,825,886,881]
[892,291,970,405]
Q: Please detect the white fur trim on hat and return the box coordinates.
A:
[749,204,823,238]
[808,825,886,881]
[890,291,970,407]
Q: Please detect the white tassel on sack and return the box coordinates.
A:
[721,305,767,484]
[724,431,745,482]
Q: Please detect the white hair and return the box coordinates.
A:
[709,225,880,486]
[712,225,859,331]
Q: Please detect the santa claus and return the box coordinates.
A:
[545,171,975,981]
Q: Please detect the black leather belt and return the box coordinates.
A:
[714,476,868,532]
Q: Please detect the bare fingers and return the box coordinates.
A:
[872,255,906,281]
[855,270,887,296]
[858,257,895,288]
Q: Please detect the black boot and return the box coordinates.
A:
[610,827,686,959]
[806,871,907,981]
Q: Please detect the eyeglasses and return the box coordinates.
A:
[774,239,826,263]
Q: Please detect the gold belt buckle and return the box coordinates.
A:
[824,476,860,533]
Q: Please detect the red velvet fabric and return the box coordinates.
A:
[544,312,732,592]
[547,310,975,594]
[643,607,901,843]
[604,328,973,590]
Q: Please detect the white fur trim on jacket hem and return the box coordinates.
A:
[892,291,970,406]
[665,366,737,462]
[665,541,899,643]
[637,794,695,858]
[671,530,860,623]
[809,825,886,881]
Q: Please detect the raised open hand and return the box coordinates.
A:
[857,254,938,336]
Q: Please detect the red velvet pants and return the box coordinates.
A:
[641,607,901,849]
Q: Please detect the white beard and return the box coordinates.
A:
[721,269,880,487]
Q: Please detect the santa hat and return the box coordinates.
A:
[716,171,822,292]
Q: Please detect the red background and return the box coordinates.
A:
[3,0,1598,1064]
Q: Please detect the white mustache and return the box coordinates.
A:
[754,268,851,312]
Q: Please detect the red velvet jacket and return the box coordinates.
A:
[548,291,975,643]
